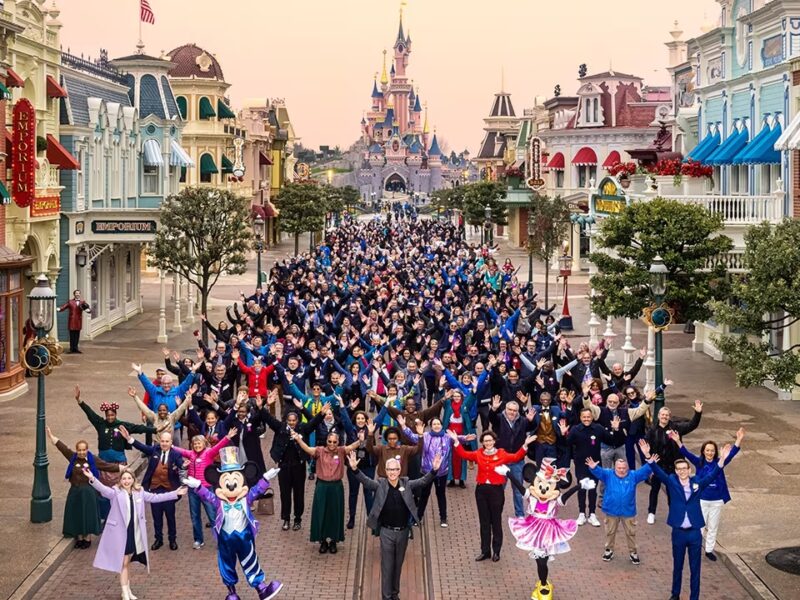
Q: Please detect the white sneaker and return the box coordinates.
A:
[192,541,204,549]
[588,513,601,527]
[647,513,655,525]
[576,513,587,526]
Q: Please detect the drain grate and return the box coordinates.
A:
[765,547,800,575]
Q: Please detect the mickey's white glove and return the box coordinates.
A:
[264,467,281,481]
[579,477,596,490]
[494,465,510,476]
[182,477,201,489]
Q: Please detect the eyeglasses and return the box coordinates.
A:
[386,467,401,471]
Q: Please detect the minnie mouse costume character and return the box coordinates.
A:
[498,458,595,600]
[183,447,282,600]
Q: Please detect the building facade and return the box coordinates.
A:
[475,89,519,181]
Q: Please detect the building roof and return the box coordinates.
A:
[413,94,421,112]
[428,133,442,156]
[60,72,131,126]
[477,131,507,159]
[166,43,225,81]
[372,79,382,98]
[490,92,515,117]
[581,70,642,81]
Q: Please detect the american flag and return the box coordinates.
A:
[140,0,155,24]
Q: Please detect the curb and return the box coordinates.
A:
[718,546,781,600]
[7,455,147,600]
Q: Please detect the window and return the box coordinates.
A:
[128,141,138,198]
[109,255,117,311]
[555,170,564,188]
[143,164,160,195]
[176,96,188,120]
[578,166,596,187]
[593,98,599,123]
[111,142,121,199]
[90,262,99,319]
[0,274,23,374]
[76,147,85,210]
[730,165,749,194]
[581,96,602,125]
[180,166,187,183]
[125,252,133,303]
[759,164,780,194]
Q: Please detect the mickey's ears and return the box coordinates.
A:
[522,463,537,483]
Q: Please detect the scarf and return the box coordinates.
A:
[66,451,99,480]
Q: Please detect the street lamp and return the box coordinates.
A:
[527,207,535,290]
[28,274,57,523]
[558,251,574,330]
[253,214,265,288]
[648,255,670,415]
[484,204,493,246]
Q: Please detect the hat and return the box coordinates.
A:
[218,447,245,473]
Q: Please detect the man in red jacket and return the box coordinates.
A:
[57,289,90,353]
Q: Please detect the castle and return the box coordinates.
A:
[355,10,464,200]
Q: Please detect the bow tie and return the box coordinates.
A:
[223,501,243,512]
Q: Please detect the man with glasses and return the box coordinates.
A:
[487,397,535,518]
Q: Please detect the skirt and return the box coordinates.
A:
[63,484,102,537]
[310,479,345,543]
[508,515,578,559]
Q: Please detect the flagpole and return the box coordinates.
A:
[137,0,144,54]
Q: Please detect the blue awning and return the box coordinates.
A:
[684,130,720,163]
[705,127,749,166]
[733,122,782,165]
[142,139,163,167]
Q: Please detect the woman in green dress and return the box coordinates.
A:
[46,426,122,548]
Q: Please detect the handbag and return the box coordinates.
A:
[255,488,274,515]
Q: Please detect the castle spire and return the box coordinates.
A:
[423,102,429,134]
[396,4,406,46]
[380,50,389,85]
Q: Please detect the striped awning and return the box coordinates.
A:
[572,147,597,165]
[602,150,621,168]
[545,152,565,170]
[142,139,164,167]
[169,139,194,167]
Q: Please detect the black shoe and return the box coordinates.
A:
[282,520,290,531]
[308,473,315,481]
[458,480,466,489]
[319,540,329,554]
[669,596,680,600]
[408,528,414,540]
[83,540,91,549]
[491,553,500,562]
[329,541,338,554]
[475,552,490,562]
[169,540,178,551]
[292,520,301,531]
[75,350,83,354]
[447,481,456,488]
[705,551,717,561]
[205,522,212,528]
[151,539,163,551]
[346,517,355,530]
[73,539,83,549]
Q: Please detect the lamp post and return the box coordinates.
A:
[28,274,57,523]
[648,255,669,415]
[484,204,493,246]
[253,214,265,288]
[527,207,535,290]
[558,252,574,330]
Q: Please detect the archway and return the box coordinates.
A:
[384,173,406,193]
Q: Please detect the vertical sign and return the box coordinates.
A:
[526,136,545,191]
[12,99,36,208]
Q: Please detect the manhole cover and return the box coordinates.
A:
[766,547,800,575]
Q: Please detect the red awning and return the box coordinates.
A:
[545,152,565,170]
[46,75,67,98]
[46,134,80,170]
[602,150,621,168]
[4,129,11,159]
[251,204,266,220]
[259,151,273,166]
[572,147,598,165]
[264,202,277,218]
[6,68,24,88]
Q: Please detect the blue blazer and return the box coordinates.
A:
[131,440,184,492]
[650,461,721,529]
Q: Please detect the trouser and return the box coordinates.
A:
[150,488,177,542]
[218,528,265,588]
[504,459,525,518]
[308,432,316,474]
[417,473,447,521]
[625,435,646,469]
[477,402,491,432]
[347,465,376,521]
[648,473,672,514]
[278,461,306,522]
[380,527,409,600]
[671,527,703,600]
[700,499,724,553]
[188,487,217,544]
[534,442,558,468]
[475,484,504,554]
[604,516,637,553]
[68,329,80,352]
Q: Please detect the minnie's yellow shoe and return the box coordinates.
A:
[538,580,553,599]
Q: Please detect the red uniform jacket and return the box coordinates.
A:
[58,299,90,331]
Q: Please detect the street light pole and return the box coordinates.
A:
[527,207,535,290]
[558,252,574,330]
[253,214,265,288]
[484,204,493,246]
[648,255,670,415]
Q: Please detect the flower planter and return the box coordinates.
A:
[652,175,681,196]
[682,177,710,195]
[507,176,522,189]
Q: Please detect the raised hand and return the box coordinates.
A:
[432,453,443,471]
[127,386,137,398]
[162,348,170,358]
[558,419,568,436]
[131,363,142,374]
[694,399,703,412]
[718,443,733,464]
[347,450,359,470]
[367,421,376,435]
[227,426,239,439]
[666,430,680,443]
[610,415,621,430]
[119,425,131,440]
[491,395,502,411]
[735,427,745,444]
[45,425,56,445]
[445,429,458,442]
[638,438,651,456]
[585,457,599,470]
[396,414,406,428]
[522,434,537,449]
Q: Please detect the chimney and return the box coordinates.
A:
[665,21,687,68]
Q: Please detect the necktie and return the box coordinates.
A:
[223,501,243,512]
[209,426,215,438]
[161,452,167,465]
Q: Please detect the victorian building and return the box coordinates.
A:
[475,88,519,180]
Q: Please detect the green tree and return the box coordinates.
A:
[274,181,325,255]
[528,194,571,306]
[340,185,361,212]
[149,187,252,343]
[712,219,800,390]
[589,198,733,322]
[462,181,508,229]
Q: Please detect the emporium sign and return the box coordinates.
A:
[30,195,61,218]
[12,99,36,208]
[91,220,157,234]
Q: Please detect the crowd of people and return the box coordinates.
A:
[52,215,744,600]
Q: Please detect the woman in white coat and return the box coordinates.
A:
[85,467,186,600]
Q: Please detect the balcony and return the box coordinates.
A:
[629,192,783,225]
[35,160,62,192]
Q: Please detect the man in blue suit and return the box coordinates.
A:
[643,438,733,600]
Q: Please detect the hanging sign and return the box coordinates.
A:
[12,99,36,208]
[526,136,545,191]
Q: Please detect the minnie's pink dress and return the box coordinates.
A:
[508,494,578,559]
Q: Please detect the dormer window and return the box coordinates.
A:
[580,96,602,126]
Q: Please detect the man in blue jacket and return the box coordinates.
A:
[587,439,653,566]
[648,438,733,600]
[134,361,199,445]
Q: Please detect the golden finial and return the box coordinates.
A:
[423,102,429,134]
[381,50,389,85]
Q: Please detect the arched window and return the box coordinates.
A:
[593,98,599,123]
[176,96,188,120]
[200,153,218,183]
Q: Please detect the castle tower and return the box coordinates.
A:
[392,8,412,134]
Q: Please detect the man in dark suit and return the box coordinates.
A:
[347,451,439,600]
[57,289,90,353]
[122,427,184,550]
[644,438,733,600]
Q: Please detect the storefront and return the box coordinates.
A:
[0,248,34,400]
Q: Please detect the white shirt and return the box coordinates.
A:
[221,501,249,534]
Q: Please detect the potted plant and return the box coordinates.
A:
[505,166,524,188]
[608,161,637,188]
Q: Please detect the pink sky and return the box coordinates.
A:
[58,0,719,154]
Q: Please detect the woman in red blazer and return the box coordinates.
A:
[448,429,537,562]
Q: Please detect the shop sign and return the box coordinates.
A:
[591,176,630,216]
[526,136,545,192]
[91,220,157,234]
[30,195,61,217]
[12,99,36,208]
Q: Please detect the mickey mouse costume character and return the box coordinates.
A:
[183,447,282,600]
[498,458,595,600]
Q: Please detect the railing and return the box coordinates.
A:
[35,162,61,190]
[660,193,782,225]
[704,251,747,273]
[60,51,129,85]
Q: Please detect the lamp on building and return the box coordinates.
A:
[28,274,57,523]
[76,247,87,268]
[648,255,670,414]
[253,214,265,288]
[558,251,573,330]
